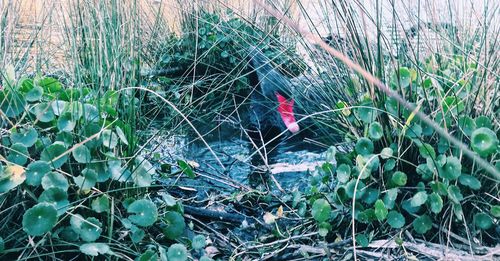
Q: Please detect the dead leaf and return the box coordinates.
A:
[276,205,283,217]
[205,246,220,258]
[9,165,26,182]
[263,212,277,224]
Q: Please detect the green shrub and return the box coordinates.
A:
[300,52,498,246]
[0,76,206,259]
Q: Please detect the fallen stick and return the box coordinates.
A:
[368,239,500,260]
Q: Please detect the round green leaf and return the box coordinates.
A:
[88,161,110,182]
[72,145,91,163]
[385,97,399,115]
[79,217,102,242]
[192,235,206,250]
[368,122,383,140]
[416,164,433,180]
[133,158,154,187]
[418,143,435,159]
[40,142,68,168]
[336,164,351,183]
[356,154,379,177]
[430,181,448,196]
[356,209,376,224]
[311,199,332,222]
[70,214,84,231]
[37,77,62,93]
[374,199,388,221]
[345,180,366,199]
[355,138,374,156]
[7,143,28,165]
[73,168,98,190]
[82,123,103,148]
[64,101,84,119]
[56,131,74,146]
[57,112,76,132]
[402,199,420,214]
[380,147,393,159]
[384,159,396,171]
[458,174,481,190]
[475,116,492,129]
[127,199,158,227]
[458,116,476,136]
[10,127,38,147]
[490,205,500,218]
[51,100,67,116]
[440,156,462,180]
[447,185,463,204]
[387,210,405,228]
[30,102,55,122]
[80,243,112,257]
[167,243,188,261]
[41,172,69,191]
[131,227,145,243]
[473,213,492,230]
[435,138,449,154]
[410,191,428,207]
[383,188,399,209]
[391,171,407,187]
[19,78,34,92]
[362,188,379,205]
[26,86,43,102]
[471,127,498,157]
[406,123,422,138]
[412,215,432,234]
[163,212,186,240]
[38,187,69,216]
[355,234,369,247]
[318,222,331,237]
[428,193,443,214]
[392,67,411,88]
[25,161,50,186]
[108,160,130,182]
[91,196,110,213]
[22,203,58,236]
[83,104,99,122]
[101,129,118,149]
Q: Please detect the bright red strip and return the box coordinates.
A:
[276,93,299,133]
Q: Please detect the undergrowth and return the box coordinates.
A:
[0,0,499,260]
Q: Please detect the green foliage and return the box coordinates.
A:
[163,212,186,240]
[80,243,113,257]
[387,211,405,228]
[192,235,207,250]
[303,56,498,246]
[311,198,332,222]
[127,199,158,227]
[167,244,188,261]
[0,76,194,259]
[471,127,498,156]
[412,215,432,234]
[22,203,58,236]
